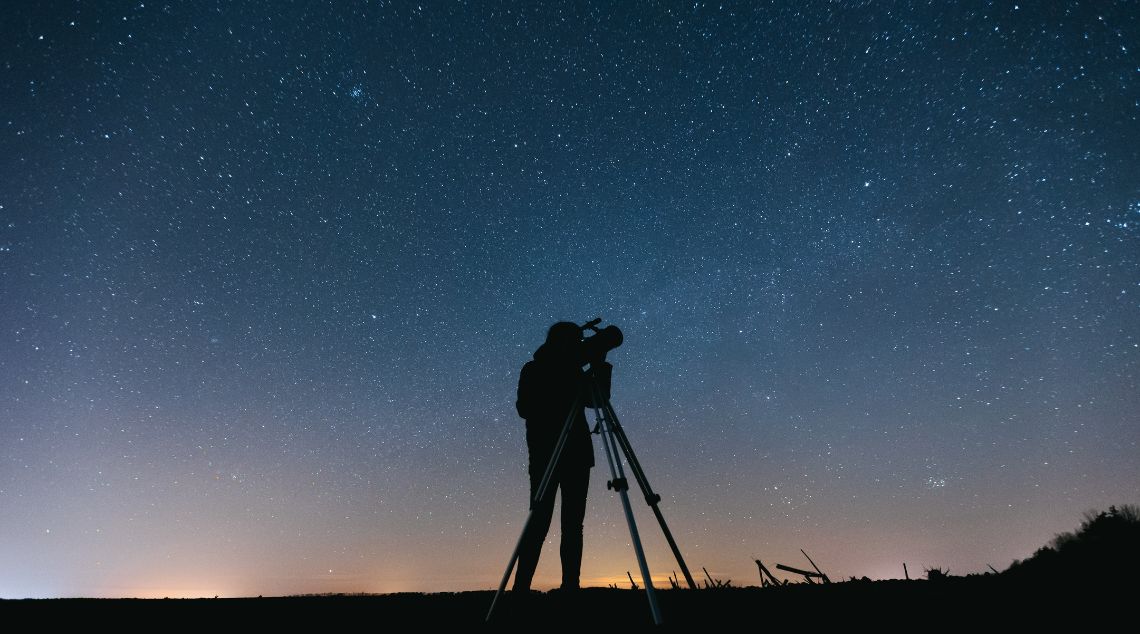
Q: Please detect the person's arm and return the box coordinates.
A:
[516,361,538,420]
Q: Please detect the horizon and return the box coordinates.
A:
[2,2,1137,600]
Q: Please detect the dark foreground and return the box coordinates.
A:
[1,576,1127,627]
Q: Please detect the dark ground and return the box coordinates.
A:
[0,578,1126,627]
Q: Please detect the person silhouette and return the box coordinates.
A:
[512,321,612,592]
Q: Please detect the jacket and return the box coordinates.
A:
[516,344,612,474]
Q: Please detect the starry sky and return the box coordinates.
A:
[1,1,1137,599]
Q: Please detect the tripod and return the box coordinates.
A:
[486,364,696,624]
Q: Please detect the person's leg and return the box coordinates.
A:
[513,468,558,592]
[559,467,591,589]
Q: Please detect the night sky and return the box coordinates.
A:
[2,1,1137,599]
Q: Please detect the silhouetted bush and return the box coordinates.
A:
[924,567,950,581]
[1006,505,1140,583]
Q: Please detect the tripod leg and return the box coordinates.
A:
[590,383,663,625]
[603,399,698,591]
[486,507,536,621]
[533,396,582,507]
[486,397,582,622]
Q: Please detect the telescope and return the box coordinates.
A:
[579,318,623,365]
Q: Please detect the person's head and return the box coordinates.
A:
[544,321,582,361]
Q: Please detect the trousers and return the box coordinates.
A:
[512,465,591,591]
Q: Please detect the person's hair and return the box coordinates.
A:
[546,321,581,345]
